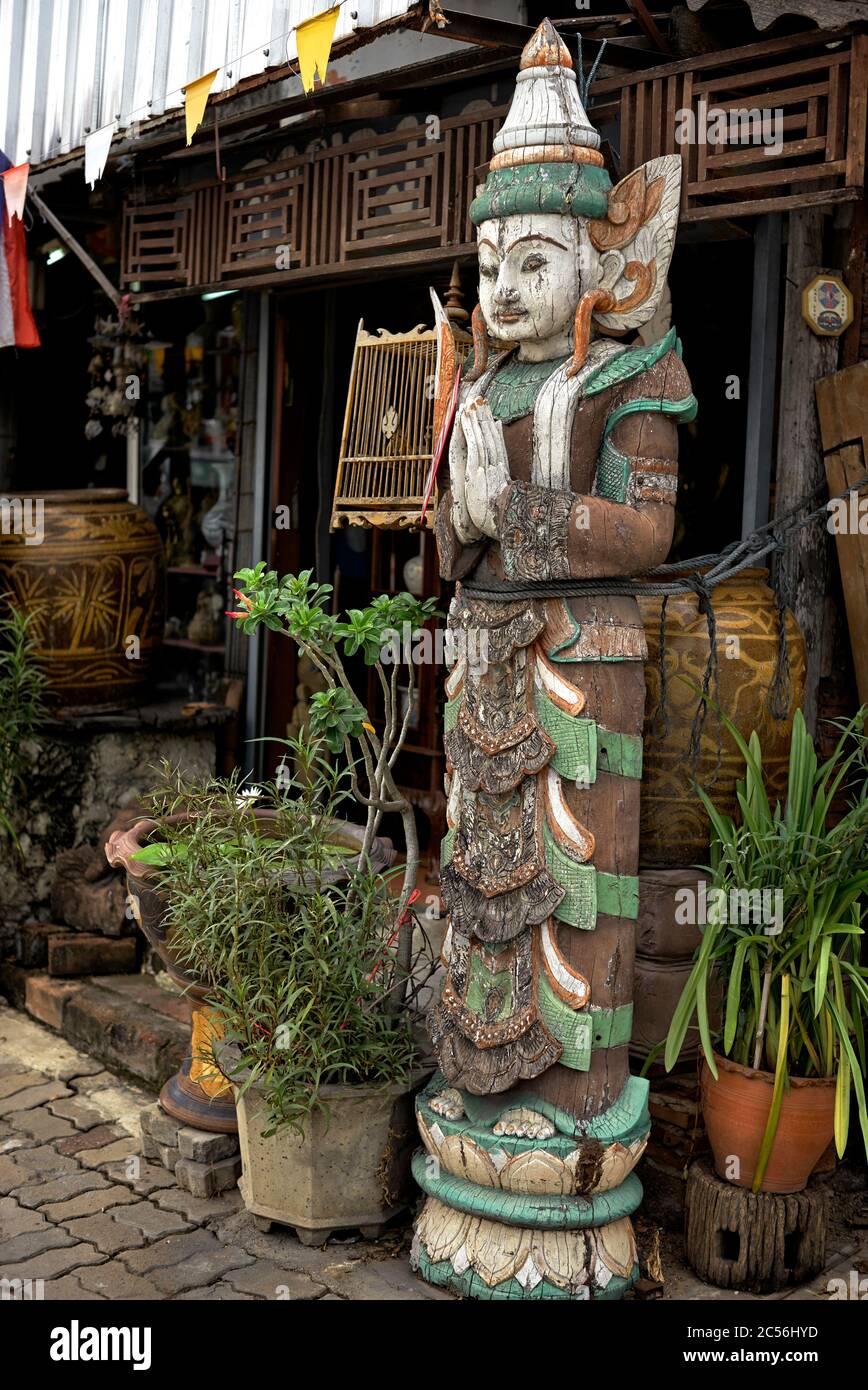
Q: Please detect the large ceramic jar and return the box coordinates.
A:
[638,568,805,867]
[0,489,165,712]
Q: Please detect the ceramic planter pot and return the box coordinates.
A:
[106,814,394,1135]
[0,488,165,712]
[228,1064,428,1243]
[701,1053,835,1194]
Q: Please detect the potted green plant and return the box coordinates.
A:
[0,602,47,850]
[146,749,434,1242]
[665,707,868,1194]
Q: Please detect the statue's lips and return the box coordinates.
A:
[496,309,528,323]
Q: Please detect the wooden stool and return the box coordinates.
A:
[684,1158,827,1294]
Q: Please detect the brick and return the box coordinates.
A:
[0,961,29,1008]
[112,1201,192,1240]
[25,975,83,1030]
[8,1143,80,1178]
[139,1105,181,1147]
[0,1227,77,1264]
[48,1097,106,1130]
[120,1227,232,1277]
[0,1242,106,1280]
[77,1261,164,1300]
[62,985,187,1088]
[8,1108,76,1143]
[177,1127,239,1164]
[78,1137,140,1169]
[43,1274,106,1300]
[223,1262,325,1300]
[14,1171,110,1210]
[47,935,137,978]
[60,1214,146,1256]
[175,1155,241,1199]
[92,975,190,1025]
[157,1144,179,1173]
[154,1187,243,1223]
[151,1244,254,1296]
[0,1082,72,1118]
[41,1186,140,1222]
[0,1071,46,1100]
[0,1196,49,1238]
[15,923,72,969]
[56,1124,123,1156]
[141,1134,161,1161]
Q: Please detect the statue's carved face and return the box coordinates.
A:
[477,213,590,351]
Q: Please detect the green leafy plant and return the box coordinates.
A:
[665,706,868,1191]
[0,601,47,849]
[229,566,440,986]
[141,748,435,1136]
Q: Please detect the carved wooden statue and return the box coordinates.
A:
[411,20,696,1300]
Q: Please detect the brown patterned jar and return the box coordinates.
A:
[0,489,165,712]
[637,568,806,867]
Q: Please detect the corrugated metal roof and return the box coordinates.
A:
[0,0,417,167]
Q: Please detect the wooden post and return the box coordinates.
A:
[742,213,782,537]
[773,209,839,733]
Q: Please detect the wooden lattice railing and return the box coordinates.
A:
[122,28,866,295]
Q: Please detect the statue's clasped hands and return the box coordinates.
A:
[449,397,511,543]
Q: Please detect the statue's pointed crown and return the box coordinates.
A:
[470,18,611,226]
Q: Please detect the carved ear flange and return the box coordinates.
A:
[588,154,681,333]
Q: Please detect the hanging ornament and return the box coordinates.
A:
[2,163,28,223]
[84,123,116,188]
[296,8,340,94]
[185,70,220,146]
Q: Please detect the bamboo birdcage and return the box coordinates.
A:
[330,317,470,531]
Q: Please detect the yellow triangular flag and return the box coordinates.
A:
[185,69,219,146]
[296,7,340,94]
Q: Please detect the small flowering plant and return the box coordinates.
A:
[228,564,440,984]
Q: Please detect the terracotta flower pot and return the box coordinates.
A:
[701,1053,835,1194]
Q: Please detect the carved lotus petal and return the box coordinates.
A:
[492,1107,555,1139]
[416,1112,440,1159]
[596,1216,637,1279]
[501,1148,572,1195]
[530,1228,590,1293]
[465,1214,532,1287]
[417,1197,471,1264]
[594,1140,642,1194]
[438,1134,501,1188]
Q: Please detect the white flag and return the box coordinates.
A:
[84,122,117,189]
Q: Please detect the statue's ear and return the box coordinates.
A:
[588,154,681,333]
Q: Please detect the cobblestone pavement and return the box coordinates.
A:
[1,1003,865,1302]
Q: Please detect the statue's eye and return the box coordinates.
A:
[522,253,547,273]
[480,262,498,279]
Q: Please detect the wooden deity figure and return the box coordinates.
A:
[411,20,696,1300]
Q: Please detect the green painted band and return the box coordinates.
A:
[596,727,643,779]
[597,868,639,920]
[585,326,678,397]
[411,1152,644,1229]
[534,692,597,782]
[539,973,633,1069]
[413,1248,637,1301]
[603,392,698,441]
[470,162,611,226]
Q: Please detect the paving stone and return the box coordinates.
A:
[47,1097,106,1130]
[60,1213,147,1256]
[41,1186,141,1222]
[0,1072,46,1100]
[112,1201,192,1241]
[176,1283,256,1300]
[78,1136,141,1168]
[56,1124,123,1156]
[0,1241,106,1280]
[0,1195,50,1238]
[120,1227,225,1274]
[85,1083,153,1136]
[0,1226,76,1263]
[0,1153,30,1196]
[101,1159,177,1195]
[9,1143,80,1178]
[0,1007,108,1082]
[154,1187,243,1223]
[76,1261,165,1300]
[14,1171,110,1210]
[42,1274,106,1300]
[150,1243,255,1295]
[323,1258,455,1301]
[0,1082,72,1117]
[7,1108,76,1143]
[210,1210,351,1278]
[68,1070,117,1094]
[175,1154,241,1198]
[223,1262,326,1300]
[177,1127,239,1164]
